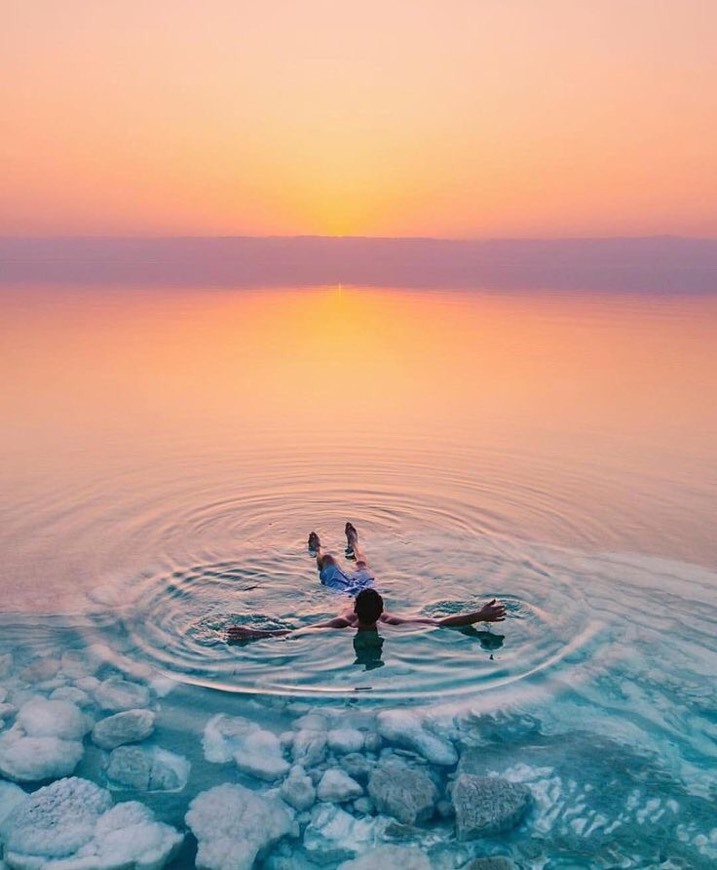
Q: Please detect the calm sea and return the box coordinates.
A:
[1,285,715,866]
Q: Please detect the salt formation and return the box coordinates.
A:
[0,733,83,783]
[94,677,150,712]
[292,728,328,766]
[367,757,437,825]
[280,764,316,811]
[0,776,182,868]
[50,686,92,707]
[106,745,190,792]
[203,713,289,781]
[451,774,533,839]
[326,728,365,754]
[303,804,386,865]
[16,698,90,740]
[186,783,294,870]
[339,752,373,782]
[0,698,90,782]
[316,768,364,803]
[19,659,61,684]
[376,709,458,765]
[92,709,155,750]
[0,781,27,829]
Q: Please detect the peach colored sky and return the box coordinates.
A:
[2,1,716,238]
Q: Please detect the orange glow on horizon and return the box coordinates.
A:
[2,1,717,238]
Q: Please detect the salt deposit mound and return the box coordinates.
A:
[0,776,183,869]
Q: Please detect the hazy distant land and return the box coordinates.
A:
[1,236,716,293]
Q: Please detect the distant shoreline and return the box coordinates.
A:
[1,235,716,293]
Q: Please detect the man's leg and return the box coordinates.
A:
[345,522,369,568]
[309,531,353,591]
[308,531,340,572]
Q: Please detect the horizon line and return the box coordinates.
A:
[2,232,717,243]
[2,234,715,294]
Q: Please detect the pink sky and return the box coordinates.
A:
[2,1,716,238]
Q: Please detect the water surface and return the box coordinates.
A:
[1,285,715,867]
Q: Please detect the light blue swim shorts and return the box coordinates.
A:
[319,564,375,595]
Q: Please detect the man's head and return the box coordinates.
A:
[353,588,384,625]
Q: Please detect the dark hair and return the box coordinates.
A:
[354,588,384,624]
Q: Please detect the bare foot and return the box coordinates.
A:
[308,531,320,554]
[345,522,358,558]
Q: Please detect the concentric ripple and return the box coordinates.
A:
[2,428,712,707]
[77,526,595,702]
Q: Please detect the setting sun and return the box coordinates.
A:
[3,1,716,238]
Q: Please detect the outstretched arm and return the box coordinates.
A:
[227,615,351,642]
[436,599,506,626]
[381,599,506,627]
[227,625,292,641]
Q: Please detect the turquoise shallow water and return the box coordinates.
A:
[0,286,715,867]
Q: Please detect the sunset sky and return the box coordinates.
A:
[3,1,716,238]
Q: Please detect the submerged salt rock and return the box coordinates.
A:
[280,764,316,811]
[148,748,190,792]
[7,687,35,711]
[0,654,13,678]
[340,752,373,783]
[0,729,84,782]
[0,776,112,857]
[452,774,532,840]
[94,677,151,712]
[327,728,365,754]
[338,845,432,870]
[83,800,184,867]
[106,745,190,792]
[353,797,372,815]
[186,783,294,870]
[363,731,383,753]
[17,697,90,741]
[317,769,364,803]
[367,757,437,825]
[203,713,250,763]
[294,713,328,731]
[0,781,28,829]
[238,730,290,781]
[292,728,327,766]
[92,709,155,750]
[50,686,91,707]
[376,710,457,766]
[19,658,61,683]
[0,777,182,868]
[75,675,100,693]
[203,714,289,781]
[304,804,384,865]
[106,746,151,790]
[0,698,90,783]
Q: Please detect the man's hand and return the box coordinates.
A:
[478,599,506,622]
[434,598,507,628]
